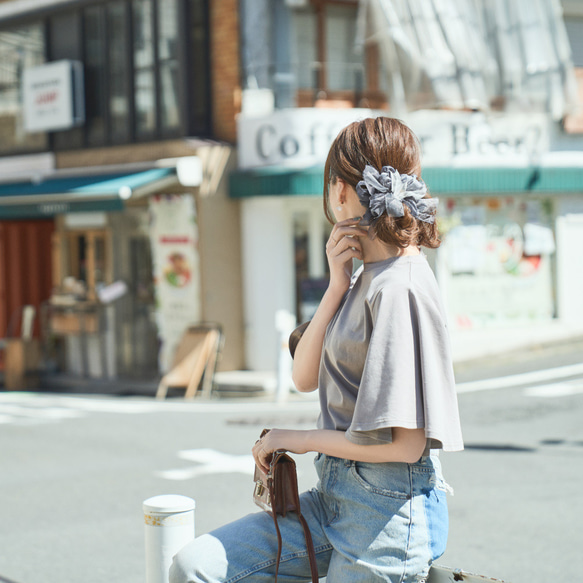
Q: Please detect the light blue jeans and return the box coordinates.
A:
[170,454,449,583]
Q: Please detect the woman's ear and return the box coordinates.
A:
[335,178,347,204]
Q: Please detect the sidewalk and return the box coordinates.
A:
[449,320,583,364]
[4,329,582,398]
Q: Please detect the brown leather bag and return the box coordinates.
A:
[253,430,319,583]
[288,321,310,359]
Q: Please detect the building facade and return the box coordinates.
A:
[0,0,245,382]
[232,0,583,372]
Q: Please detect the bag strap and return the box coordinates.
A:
[298,513,319,582]
[268,486,318,583]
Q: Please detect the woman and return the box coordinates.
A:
[170,117,463,583]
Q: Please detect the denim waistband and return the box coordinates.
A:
[315,452,440,468]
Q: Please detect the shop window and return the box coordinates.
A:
[0,23,47,154]
[293,211,332,323]
[439,197,557,330]
[54,229,112,301]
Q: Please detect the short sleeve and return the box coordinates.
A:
[345,283,464,452]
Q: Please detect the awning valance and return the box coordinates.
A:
[0,167,177,218]
[229,165,583,198]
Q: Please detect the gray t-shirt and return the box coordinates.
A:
[317,253,464,452]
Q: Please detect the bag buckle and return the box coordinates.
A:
[254,480,265,498]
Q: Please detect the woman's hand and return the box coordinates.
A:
[326,218,367,295]
[252,429,309,474]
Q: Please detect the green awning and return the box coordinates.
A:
[229,165,583,198]
[0,167,177,218]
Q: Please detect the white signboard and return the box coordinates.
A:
[23,60,84,133]
[237,108,549,170]
[149,194,202,372]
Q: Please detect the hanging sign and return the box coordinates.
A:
[22,60,85,133]
[149,194,201,372]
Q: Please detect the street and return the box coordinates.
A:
[1,345,583,583]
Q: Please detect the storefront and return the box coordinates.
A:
[0,0,245,384]
[232,108,583,371]
[0,160,190,378]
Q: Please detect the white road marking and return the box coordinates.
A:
[156,449,255,481]
[523,380,583,398]
[2,360,581,426]
[456,363,583,394]
[0,392,319,415]
[0,392,319,425]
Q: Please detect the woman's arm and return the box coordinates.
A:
[292,218,366,392]
[253,427,427,473]
[291,287,344,392]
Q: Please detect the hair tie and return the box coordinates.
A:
[355,165,438,225]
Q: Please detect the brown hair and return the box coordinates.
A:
[323,117,440,249]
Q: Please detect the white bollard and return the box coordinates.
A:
[275,309,297,403]
[143,495,196,583]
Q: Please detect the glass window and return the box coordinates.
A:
[0,24,47,154]
[325,5,362,92]
[133,0,156,137]
[291,8,317,89]
[158,0,180,131]
[50,11,84,150]
[84,6,108,145]
[189,0,210,133]
[108,2,131,143]
[440,197,557,328]
[293,211,332,322]
[290,3,363,93]
[565,17,583,67]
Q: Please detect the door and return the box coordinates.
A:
[0,219,54,346]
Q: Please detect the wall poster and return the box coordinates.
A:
[149,194,201,372]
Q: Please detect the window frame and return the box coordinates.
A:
[291,0,386,108]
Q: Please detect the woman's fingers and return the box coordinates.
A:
[252,436,272,474]
[328,233,363,258]
[329,224,367,244]
[335,244,363,262]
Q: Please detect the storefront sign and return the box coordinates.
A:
[237,109,549,169]
[149,194,201,372]
[22,60,85,133]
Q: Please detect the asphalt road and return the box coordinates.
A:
[1,343,582,583]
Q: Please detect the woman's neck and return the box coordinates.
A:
[360,232,420,264]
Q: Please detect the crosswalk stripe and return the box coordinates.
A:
[456,363,583,394]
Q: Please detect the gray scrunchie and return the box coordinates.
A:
[355,165,438,225]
